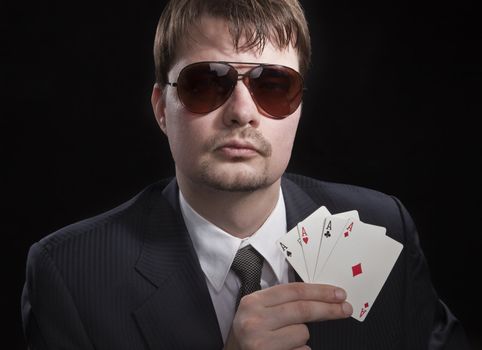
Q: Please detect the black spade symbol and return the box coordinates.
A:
[287,251,292,257]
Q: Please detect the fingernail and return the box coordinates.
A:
[342,302,353,316]
[335,288,346,300]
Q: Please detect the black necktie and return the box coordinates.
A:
[230,245,264,309]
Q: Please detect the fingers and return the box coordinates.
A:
[227,283,353,350]
[231,322,310,350]
[269,324,310,350]
[256,282,347,307]
[269,299,353,328]
[239,283,353,329]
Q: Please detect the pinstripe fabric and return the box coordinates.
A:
[283,175,469,350]
[21,174,470,349]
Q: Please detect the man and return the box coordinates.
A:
[21,0,470,349]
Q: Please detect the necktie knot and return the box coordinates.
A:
[231,245,264,308]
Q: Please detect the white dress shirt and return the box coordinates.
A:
[179,188,292,342]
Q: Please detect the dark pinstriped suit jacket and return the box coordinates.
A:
[21,174,470,349]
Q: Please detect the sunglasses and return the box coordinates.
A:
[166,61,304,119]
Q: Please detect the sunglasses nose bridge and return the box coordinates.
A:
[236,72,250,84]
[236,73,254,95]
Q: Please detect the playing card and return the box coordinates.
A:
[296,206,330,281]
[340,218,387,238]
[276,225,309,282]
[312,210,360,280]
[333,210,359,220]
[312,215,350,281]
[316,219,402,322]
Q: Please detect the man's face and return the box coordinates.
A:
[152,16,302,192]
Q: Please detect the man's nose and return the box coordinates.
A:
[221,80,261,128]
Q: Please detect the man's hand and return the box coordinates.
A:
[224,282,353,350]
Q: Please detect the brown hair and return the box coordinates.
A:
[153,0,311,85]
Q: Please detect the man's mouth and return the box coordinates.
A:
[216,139,260,158]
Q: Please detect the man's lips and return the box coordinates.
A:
[208,129,272,157]
[215,139,260,157]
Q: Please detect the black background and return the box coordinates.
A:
[4,0,481,348]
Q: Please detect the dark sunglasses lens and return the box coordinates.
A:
[177,63,236,114]
[249,66,303,118]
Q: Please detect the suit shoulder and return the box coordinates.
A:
[34,179,171,254]
[284,173,393,202]
[284,173,406,233]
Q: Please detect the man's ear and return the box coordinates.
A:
[151,83,167,135]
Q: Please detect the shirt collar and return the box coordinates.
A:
[179,189,287,292]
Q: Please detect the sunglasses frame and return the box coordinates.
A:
[166,61,304,119]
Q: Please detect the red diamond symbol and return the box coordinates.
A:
[364,302,369,308]
[344,231,349,237]
[352,263,362,277]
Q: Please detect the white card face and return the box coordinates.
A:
[276,226,309,282]
[333,210,359,220]
[312,215,350,282]
[296,206,330,282]
[314,215,386,279]
[341,218,387,238]
[316,219,402,322]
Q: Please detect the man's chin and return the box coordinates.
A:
[198,163,270,193]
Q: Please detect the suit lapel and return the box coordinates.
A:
[133,179,223,350]
[281,176,320,231]
[132,176,326,349]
